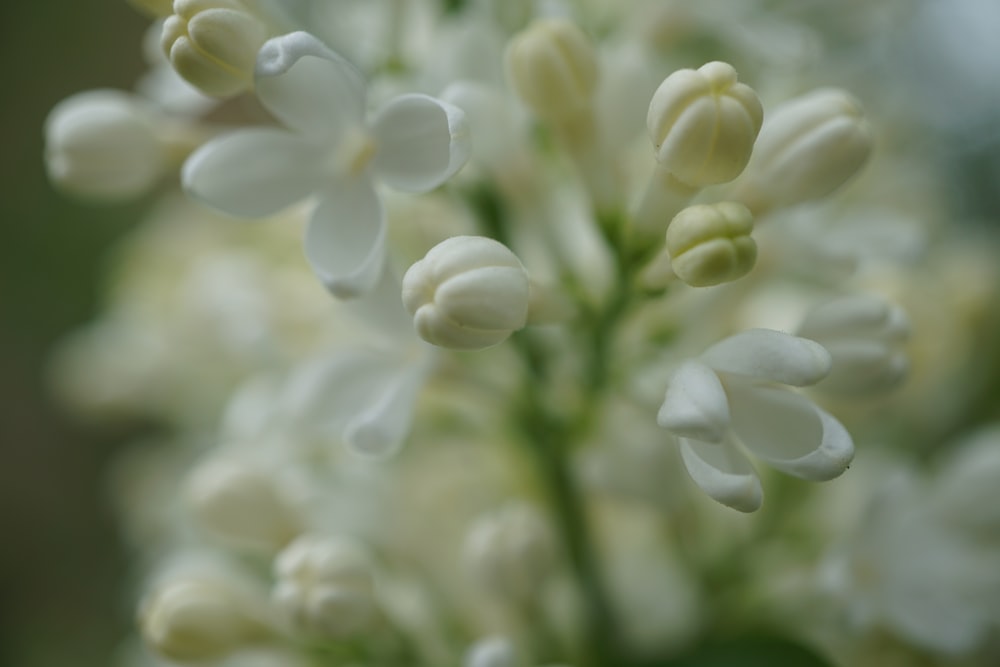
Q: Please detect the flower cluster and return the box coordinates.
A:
[42,1,1000,667]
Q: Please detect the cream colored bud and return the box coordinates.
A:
[462,504,556,602]
[738,88,873,213]
[666,202,756,287]
[505,18,598,120]
[185,459,302,553]
[402,236,531,350]
[272,535,376,639]
[140,578,270,662]
[162,0,269,97]
[647,62,763,187]
[44,90,167,200]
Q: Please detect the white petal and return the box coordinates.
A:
[371,94,470,193]
[797,294,910,342]
[280,350,399,431]
[255,31,366,140]
[304,180,386,299]
[818,340,908,395]
[344,363,426,458]
[657,361,730,442]
[182,128,323,217]
[729,383,853,481]
[679,438,762,512]
[701,328,831,386]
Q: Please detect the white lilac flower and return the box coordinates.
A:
[182,30,470,298]
[657,329,854,512]
[823,428,1000,656]
[272,534,377,639]
[796,294,910,396]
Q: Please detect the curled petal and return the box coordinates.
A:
[679,438,762,513]
[371,94,470,193]
[657,361,730,442]
[256,31,366,140]
[729,383,854,481]
[182,128,323,217]
[344,363,427,458]
[701,328,831,386]
[304,180,386,299]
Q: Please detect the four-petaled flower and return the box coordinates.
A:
[657,329,854,512]
[183,31,471,298]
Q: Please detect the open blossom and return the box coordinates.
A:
[657,329,854,512]
[183,31,470,298]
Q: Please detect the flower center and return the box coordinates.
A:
[334,128,377,178]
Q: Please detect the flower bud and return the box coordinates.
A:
[44,90,167,200]
[665,202,756,286]
[647,62,763,187]
[736,88,873,213]
[402,236,531,350]
[162,0,269,97]
[796,294,909,395]
[272,535,377,639]
[505,18,598,120]
[185,458,303,553]
[140,578,270,662]
[462,503,556,602]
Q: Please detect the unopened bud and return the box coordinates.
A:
[162,0,269,97]
[140,578,271,662]
[647,62,763,187]
[185,459,302,553]
[462,504,556,602]
[665,202,756,287]
[505,18,598,120]
[736,88,873,213]
[402,236,531,350]
[272,535,377,639]
[44,90,167,200]
[796,294,909,395]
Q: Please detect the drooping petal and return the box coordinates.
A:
[679,437,762,512]
[182,128,324,217]
[304,179,386,299]
[701,328,831,387]
[728,383,853,481]
[344,362,427,458]
[279,349,399,432]
[255,31,367,141]
[657,361,730,443]
[370,94,470,193]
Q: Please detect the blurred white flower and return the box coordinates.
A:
[183,30,470,298]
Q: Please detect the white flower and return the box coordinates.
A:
[272,534,377,639]
[796,294,910,395]
[182,31,471,298]
[402,236,531,350]
[664,202,757,287]
[184,458,303,553]
[646,61,763,188]
[139,575,273,662]
[44,90,168,200]
[657,329,854,512]
[824,429,1000,656]
[464,636,517,667]
[462,503,557,602]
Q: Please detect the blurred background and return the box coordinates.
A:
[1,2,999,667]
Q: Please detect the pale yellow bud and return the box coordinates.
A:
[505,18,598,120]
[140,578,270,662]
[44,90,167,200]
[402,236,531,350]
[647,62,763,187]
[666,202,756,287]
[737,88,873,213]
[162,0,269,97]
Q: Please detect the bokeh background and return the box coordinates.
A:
[2,2,999,667]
